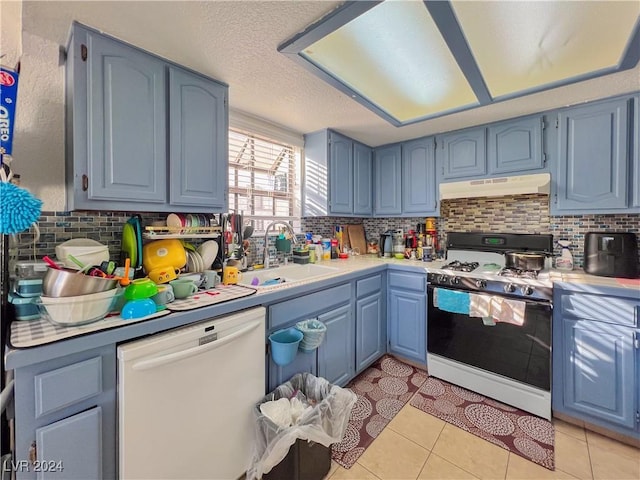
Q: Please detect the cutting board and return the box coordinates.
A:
[348,224,367,255]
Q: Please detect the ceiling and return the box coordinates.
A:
[22,1,640,147]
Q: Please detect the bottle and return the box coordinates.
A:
[330,239,339,259]
[556,240,574,271]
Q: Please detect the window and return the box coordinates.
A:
[228,127,301,233]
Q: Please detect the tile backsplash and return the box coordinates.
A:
[9,196,640,269]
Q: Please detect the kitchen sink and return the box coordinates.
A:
[239,263,341,289]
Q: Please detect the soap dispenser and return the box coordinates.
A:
[556,240,574,271]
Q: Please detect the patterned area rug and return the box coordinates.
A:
[331,355,428,468]
[410,376,555,470]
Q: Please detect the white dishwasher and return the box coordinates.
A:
[117,307,266,480]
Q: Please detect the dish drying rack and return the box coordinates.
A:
[143,226,222,239]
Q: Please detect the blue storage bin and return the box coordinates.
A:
[9,293,41,321]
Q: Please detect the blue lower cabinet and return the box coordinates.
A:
[318,304,354,386]
[561,319,637,429]
[356,292,385,373]
[388,288,426,365]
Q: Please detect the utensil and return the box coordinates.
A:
[242,225,254,239]
[120,258,131,287]
[67,254,86,270]
[43,256,61,270]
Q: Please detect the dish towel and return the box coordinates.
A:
[490,297,526,326]
[433,288,470,315]
[469,293,492,318]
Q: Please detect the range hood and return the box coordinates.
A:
[439,173,550,200]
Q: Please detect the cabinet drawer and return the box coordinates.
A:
[357,274,382,298]
[389,271,425,292]
[560,294,638,327]
[34,357,102,418]
[269,284,351,329]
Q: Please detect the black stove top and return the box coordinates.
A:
[498,268,539,279]
[442,261,479,272]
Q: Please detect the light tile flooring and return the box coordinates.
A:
[324,404,640,480]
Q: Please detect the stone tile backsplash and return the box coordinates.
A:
[10,196,640,269]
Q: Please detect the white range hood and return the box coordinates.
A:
[439,173,550,200]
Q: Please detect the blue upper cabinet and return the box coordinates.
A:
[488,116,545,174]
[302,130,371,216]
[437,127,486,179]
[402,137,438,215]
[552,97,632,214]
[169,67,228,209]
[373,145,402,215]
[66,23,228,213]
[633,95,640,209]
[329,131,355,214]
[77,27,167,205]
[353,142,373,215]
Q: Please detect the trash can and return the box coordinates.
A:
[247,373,357,480]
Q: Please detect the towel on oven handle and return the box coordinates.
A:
[490,297,526,326]
[433,288,470,315]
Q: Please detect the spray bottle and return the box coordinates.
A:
[555,240,574,271]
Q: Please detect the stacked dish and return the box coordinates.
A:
[186,250,205,273]
[166,213,217,234]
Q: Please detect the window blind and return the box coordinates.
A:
[228,128,301,233]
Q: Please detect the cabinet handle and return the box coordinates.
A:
[81,44,88,62]
[29,441,37,465]
[82,174,89,191]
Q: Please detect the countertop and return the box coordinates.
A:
[5,255,638,369]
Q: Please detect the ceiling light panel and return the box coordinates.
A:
[301,0,478,123]
[452,0,640,98]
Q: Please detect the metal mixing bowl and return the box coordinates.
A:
[42,266,118,297]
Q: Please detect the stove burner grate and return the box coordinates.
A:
[443,261,479,272]
[499,268,539,279]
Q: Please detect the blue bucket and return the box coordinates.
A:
[269,328,304,366]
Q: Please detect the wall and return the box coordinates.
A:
[10,198,639,271]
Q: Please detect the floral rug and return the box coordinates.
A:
[331,355,428,468]
[410,376,555,470]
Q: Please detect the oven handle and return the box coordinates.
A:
[427,285,552,307]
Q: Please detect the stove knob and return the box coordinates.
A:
[504,283,516,293]
[521,285,535,296]
[451,276,460,285]
[475,279,486,289]
[438,275,448,283]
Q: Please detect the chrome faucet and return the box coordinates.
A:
[263,221,298,269]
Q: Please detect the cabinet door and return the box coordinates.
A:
[388,289,426,365]
[633,95,640,208]
[356,292,385,373]
[374,145,402,215]
[402,137,437,215]
[317,304,354,386]
[86,31,167,203]
[329,132,354,214]
[488,116,544,174]
[268,350,317,392]
[439,128,486,179]
[555,99,629,212]
[35,407,102,480]
[353,142,373,215]
[562,319,636,429]
[169,67,228,209]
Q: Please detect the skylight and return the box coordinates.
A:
[278,0,640,127]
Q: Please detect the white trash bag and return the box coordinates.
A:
[247,373,357,480]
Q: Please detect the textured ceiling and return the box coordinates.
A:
[22,1,640,147]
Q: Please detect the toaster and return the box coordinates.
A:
[583,232,639,278]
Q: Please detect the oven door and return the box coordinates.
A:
[427,285,551,391]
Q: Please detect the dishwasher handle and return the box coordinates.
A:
[131,319,263,371]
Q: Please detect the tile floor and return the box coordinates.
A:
[324,404,640,480]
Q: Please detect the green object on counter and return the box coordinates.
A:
[275,238,291,252]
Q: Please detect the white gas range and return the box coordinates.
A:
[426,232,554,419]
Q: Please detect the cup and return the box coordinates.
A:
[203,270,221,289]
[148,266,180,284]
[151,284,175,305]
[170,279,198,299]
[223,266,240,285]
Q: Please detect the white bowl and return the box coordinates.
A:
[39,289,122,326]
